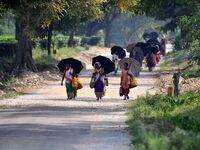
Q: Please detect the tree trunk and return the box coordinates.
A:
[13,15,37,74]
[67,29,75,47]
[104,24,111,47]
[103,14,119,47]
[47,23,53,56]
[86,21,105,37]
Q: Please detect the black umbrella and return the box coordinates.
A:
[57,58,84,74]
[146,39,161,54]
[111,46,126,59]
[134,42,148,56]
[92,55,115,74]
[143,33,151,40]
[149,32,159,40]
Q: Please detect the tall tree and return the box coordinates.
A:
[84,0,139,47]
[0,0,66,73]
[54,0,104,47]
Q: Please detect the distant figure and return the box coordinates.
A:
[61,64,76,99]
[130,47,144,76]
[112,53,119,75]
[146,52,157,72]
[93,62,106,100]
[160,35,167,56]
[120,63,130,100]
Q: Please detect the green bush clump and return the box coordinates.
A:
[127,92,200,150]
[87,36,101,46]
[181,69,200,79]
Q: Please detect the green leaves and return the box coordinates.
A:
[127,92,200,149]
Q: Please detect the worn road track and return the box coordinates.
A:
[0,48,158,150]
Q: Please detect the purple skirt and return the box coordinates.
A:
[95,78,104,92]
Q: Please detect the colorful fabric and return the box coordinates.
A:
[95,77,104,93]
[121,69,130,89]
[146,53,156,67]
[64,68,74,84]
[93,66,106,98]
[65,82,75,99]
[72,77,83,90]
[122,88,130,96]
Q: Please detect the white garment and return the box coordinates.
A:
[112,54,119,69]
[65,67,74,84]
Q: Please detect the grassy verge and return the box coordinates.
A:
[33,46,89,64]
[181,69,200,79]
[127,92,200,150]
[0,91,18,100]
[160,50,188,70]
[160,50,200,78]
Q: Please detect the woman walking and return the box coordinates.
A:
[93,62,106,100]
[61,64,76,99]
[120,63,130,100]
[112,53,119,75]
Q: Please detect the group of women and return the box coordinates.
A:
[60,61,134,101]
[129,33,166,73]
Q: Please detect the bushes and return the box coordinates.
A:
[81,36,101,46]
[127,92,200,150]
[181,69,200,79]
[87,36,101,46]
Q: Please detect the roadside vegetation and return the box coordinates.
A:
[160,50,200,79]
[127,92,200,150]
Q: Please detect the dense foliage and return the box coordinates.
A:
[127,92,200,150]
[135,0,200,65]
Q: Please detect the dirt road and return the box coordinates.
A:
[0,48,158,150]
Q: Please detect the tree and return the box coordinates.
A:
[84,0,139,47]
[136,0,200,31]
[54,0,104,47]
[0,0,66,73]
[135,0,200,64]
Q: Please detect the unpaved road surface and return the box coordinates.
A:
[0,48,158,150]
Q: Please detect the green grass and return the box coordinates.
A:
[0,91,18,100]
[33,46,88,64]
[160,50,189,70]
[127,92,200,150]
[181,69,200,79]
[0,35,16,44]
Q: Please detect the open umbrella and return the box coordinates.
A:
[134,42,148,56]
[143,33,151,40]
[149,32,159,40]
[119,58,141,74]
[146,39,161,54]
[111,46,126,59]
[92,55,115,74]
[57,58,85,74]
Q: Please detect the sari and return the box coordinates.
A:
[121,69,130,96]
[94,68,105,98]
[64,68,75,99]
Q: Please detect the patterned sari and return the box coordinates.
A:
[64,68,75,99]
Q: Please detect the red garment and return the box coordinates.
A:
[122,88,130,96]
[156,54,160,63]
